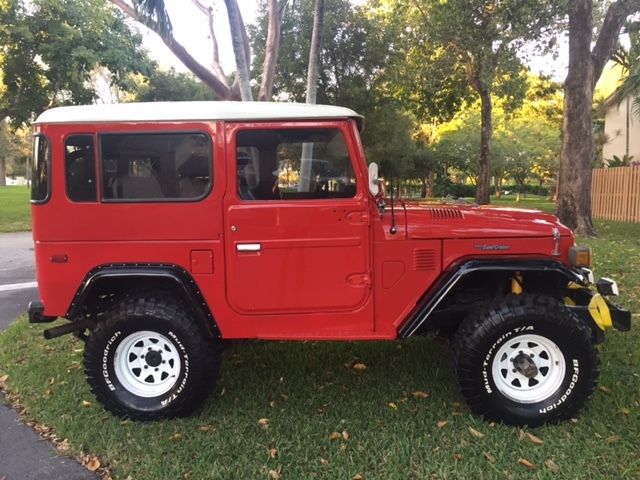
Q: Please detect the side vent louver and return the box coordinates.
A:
[413,249,437,271]
[426,208,463,220]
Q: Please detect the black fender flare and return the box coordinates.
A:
[399,258,585,338]
[66,263,220,339]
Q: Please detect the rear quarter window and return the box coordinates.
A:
[100,132,212,202]
[65,135,97,202]
[31,135,50,204]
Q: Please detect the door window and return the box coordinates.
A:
[237,128,356,201]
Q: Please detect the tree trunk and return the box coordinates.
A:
[556,0,639,236]
[299,0,326,191]
[495,175,502,198]
[258,0,283,101]
[557,1,596,236]
[305,0,325,104]
[224,0,253,101]
[476,88,492,204]
[0,157,6,186]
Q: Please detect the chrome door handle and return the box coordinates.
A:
[236,243,261,252]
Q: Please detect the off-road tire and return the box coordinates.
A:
[84,294,221,420]
[452,294,599,426]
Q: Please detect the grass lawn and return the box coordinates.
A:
[0,185,31,232]
[1,200,639,479]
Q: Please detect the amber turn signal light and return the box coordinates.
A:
[569,245,593,268]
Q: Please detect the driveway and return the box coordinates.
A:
[0,231,96,480]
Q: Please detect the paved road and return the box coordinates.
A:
[0,232,96,480]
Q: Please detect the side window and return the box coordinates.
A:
[31,135,50,204]
[65,135,96,202]
[100,133,212,201]
[237,128,356,201]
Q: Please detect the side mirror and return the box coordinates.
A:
[368,162,380,196]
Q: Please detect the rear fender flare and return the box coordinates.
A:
[66,264,220,339]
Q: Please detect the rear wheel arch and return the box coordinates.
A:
[67,264,221,340]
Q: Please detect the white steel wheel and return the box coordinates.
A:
[491,333,566,404]
[113,330,182,398]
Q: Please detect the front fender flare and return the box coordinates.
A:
[398,259,584,338]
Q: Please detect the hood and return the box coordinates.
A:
[404,203,573,240]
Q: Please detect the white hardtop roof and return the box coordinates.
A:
[34,101,363,125]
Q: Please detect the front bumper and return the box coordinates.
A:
[567,271,631,338]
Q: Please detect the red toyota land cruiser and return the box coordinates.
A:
[28,101,630,426]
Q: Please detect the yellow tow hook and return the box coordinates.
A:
[588,293,613,330]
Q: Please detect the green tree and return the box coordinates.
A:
[382,0,562,205]
[133,68,217,101]
[0,121,30,179]
[434,74,562,199]
[0,0,152,126]
[251,0,418,179]
[611,22,640,118]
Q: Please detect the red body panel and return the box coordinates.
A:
[32,118,576,341]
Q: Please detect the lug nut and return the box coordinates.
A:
[144,365,148,369]
[530,353,535,357]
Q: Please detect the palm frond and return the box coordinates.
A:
[132,0,172,35]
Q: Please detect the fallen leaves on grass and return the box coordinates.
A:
[518,458,536,470]
[169,433,183,442]
[258,418,270,428]
[80,400,92,408]
[412,390,429,399]
[437,420,448,429]
[353,474,363,480]
[483,452,496,464]
[468,427,485,438]
[329,431,342,441]
[388,402,398,410]
[342,431,350,441]
[352,363,367,372]
[268,467,281,479]
[0,374,8,385]
[525,432,544,445]
[85,457,101,472]
[198,424,216,433]
[544,459,560,473]
[598,386,612,395]
[606,435,621,444]
[269,448,278,459]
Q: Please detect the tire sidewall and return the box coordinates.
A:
[97,317,193,415]
[468,313,595,424]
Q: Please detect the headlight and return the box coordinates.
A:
[569,245,593,268]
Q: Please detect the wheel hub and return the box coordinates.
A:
[145,350,163,367]
[512,353,538,378]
